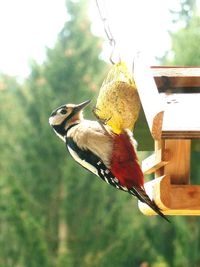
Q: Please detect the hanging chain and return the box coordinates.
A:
[96,0,120,64]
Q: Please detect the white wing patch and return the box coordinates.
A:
[68,146,99,176]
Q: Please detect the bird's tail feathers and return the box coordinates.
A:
[131,186,170,223]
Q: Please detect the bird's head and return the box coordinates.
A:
[49,99,91,138]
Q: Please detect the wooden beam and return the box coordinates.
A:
[151,66,200,90]
[142,149,169,174]
[154,140,165,178]
[162,131,200,139]
[133,54,164,140]
[138,175,200,216]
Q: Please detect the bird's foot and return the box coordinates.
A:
[92,107,111,124]
[92,107,112,136]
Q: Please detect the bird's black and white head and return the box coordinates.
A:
[49,100,91,141]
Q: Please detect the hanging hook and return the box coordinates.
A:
[96,0,120,64]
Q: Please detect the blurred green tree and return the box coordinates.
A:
[163,0,200,66]
[0,0,106,266]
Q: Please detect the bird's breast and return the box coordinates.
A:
[67,120,113,167]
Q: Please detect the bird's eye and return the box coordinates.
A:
[60,109,67,115]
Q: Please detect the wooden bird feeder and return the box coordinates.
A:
[133,53,200,216]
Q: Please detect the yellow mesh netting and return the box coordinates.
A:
[95,62,140,134]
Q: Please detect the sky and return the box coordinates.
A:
[0,0,189,79]
[0,0,67,78]
[89,0,174,65]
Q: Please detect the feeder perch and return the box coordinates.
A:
[133,53,200,216]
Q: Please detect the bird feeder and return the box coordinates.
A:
[133,53,200,216]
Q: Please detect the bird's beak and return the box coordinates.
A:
[74,99,91,113]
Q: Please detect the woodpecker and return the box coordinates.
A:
[49,100,169,222]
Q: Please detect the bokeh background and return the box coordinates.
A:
[0,1,200,266]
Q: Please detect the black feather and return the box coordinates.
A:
[66,137,130,192]
[129,186,170,223]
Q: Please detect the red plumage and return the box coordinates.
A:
[111,130,144,188]
[110,130,169,222]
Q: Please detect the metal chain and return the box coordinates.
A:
[96,0,120,64]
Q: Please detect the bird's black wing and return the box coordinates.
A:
[66,137,132,193]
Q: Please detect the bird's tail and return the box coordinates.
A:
[130,186,170,223]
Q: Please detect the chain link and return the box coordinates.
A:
[96,0,120,64]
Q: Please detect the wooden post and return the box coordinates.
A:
[151,66,200,89]
[142,143,169,175]
[164,140,191,184]
[139,175,200,216]
[155,140,165,178]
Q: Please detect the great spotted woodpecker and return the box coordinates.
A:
[49,100,169,222]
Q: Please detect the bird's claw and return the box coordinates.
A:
[92,106,112,136]
[92,107,111,125]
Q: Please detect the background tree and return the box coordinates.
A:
[0,0,106,266]
[163,0,200,66]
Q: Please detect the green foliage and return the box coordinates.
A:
[163,0,200,66]
[0,0,106,266]
[170,0,196,26]
[44,0,105,107]
[166,15,200,65]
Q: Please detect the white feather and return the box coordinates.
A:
[67,120,113,167]
[68,146,99,176]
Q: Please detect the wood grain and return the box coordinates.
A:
[142,148,169,174]
[164,139,191,184]
[138,175,200,216]
[151,66,200,90]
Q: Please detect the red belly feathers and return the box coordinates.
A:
[110,131,144,188]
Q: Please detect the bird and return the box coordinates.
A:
[49,100,169,222]
[95,61,140,134]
